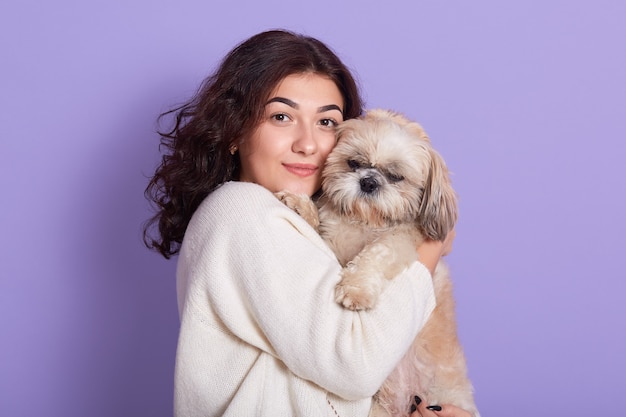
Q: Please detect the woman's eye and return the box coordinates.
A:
[271,113,290,123]
[319,118,338,128]
[347,159,361,170]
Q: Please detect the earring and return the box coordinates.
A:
[229,144,238,155]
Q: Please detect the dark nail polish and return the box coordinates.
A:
[414,396,422,405]
[409,404,417,413]
[427,405,442,411]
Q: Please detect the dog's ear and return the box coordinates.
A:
[335,116,358,143]
[417,147,458,241]
[403,121,430,142]
[366,109,430,142]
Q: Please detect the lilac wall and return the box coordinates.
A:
[1,1,625,416]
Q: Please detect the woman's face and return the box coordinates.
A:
[238,73,344,196]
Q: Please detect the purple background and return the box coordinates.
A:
[1,1,625,416]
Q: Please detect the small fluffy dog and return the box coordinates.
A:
[278,109,480,417]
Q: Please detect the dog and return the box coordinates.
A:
[277,109,479,417]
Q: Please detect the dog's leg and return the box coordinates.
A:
[274,191,320,231]
[374,264,480,417]
[335,229,420,310]
[368,400,392,417]
[413,265,481,417]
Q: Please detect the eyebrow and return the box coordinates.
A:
[266,97,343,115]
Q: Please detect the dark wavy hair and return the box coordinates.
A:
[143,29,364,258]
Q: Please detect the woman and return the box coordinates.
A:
[144,29,470,417]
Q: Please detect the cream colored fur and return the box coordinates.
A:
[277,109,479,417]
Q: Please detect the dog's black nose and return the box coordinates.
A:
[360,176,379,193]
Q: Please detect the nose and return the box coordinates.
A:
[292,124,318,155]
[360,176,379,194]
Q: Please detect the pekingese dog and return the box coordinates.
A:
[277,109,479,417]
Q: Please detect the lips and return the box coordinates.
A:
[283,163,318,177]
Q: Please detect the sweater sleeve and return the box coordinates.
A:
[177,182,436,400]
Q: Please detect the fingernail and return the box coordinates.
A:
[427,405,442,411]
[414,396,422,405]
[409,404,417,413]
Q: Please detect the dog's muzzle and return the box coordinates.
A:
[359,176,379,194]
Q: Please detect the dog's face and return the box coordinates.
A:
[321,109,457,240]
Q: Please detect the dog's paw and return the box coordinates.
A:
[274,190,300,208]
[334,263,384,310]
[275,191,320,230]
[334,282,378,310]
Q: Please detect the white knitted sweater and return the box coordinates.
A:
[173,182,436,417]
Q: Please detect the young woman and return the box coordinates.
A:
[144,29,468,417]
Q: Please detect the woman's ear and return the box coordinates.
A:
[417,148,458,241]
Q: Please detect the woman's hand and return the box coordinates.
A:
[416,229,456,275]
[409,396,472,417]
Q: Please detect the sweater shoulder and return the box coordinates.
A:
[202,181,278,215]
[185,181,323,249]
[189,182,286,229]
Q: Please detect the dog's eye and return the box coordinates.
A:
[347,159,361,170]
[387,173,404,183]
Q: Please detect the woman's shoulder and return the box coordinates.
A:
[192,181,294,228]
[200,181,279,213]
[183,181,329,256]
[195,181,325,243]
[214,180,270,196]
